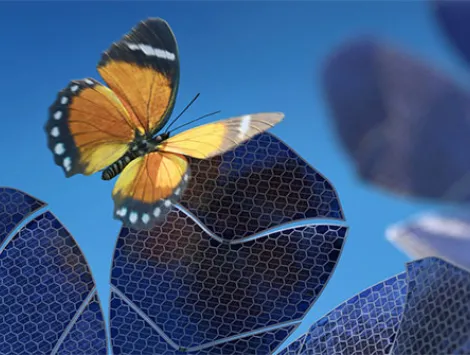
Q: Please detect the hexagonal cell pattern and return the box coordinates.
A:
[279,273,407,355]
[181,132,344,241]
[387,212,470,272]
[0,190,107,355]
[323,39,470,202]
[277,334,307,355]
[111,208,347,353]
[392,257,470,355]
[0,187,45,245]
[56,293,107,355]
[111,292,296,354]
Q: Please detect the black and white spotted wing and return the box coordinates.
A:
[97,18,180,136]
[45,78,136,177]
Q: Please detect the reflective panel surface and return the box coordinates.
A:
[0,188,107,355]
[279,273,407,355]
[392,257,470,355]
[323,39,470,202]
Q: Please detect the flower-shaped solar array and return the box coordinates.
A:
[0,132,348,354]
[279,256,470,355]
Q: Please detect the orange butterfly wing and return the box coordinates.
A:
[112,151,189,228]
[97,18,179,136]
[159,112,284,158]
[45,78,136,177]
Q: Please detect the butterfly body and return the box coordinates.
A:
[101,132,170,181]
[45,18,284,228]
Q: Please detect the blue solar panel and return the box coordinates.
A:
[323,39,470,202]
[0,187,45,245]
[392,257,470,355]
[181,132,345,241]
[111,134,347,354]
[279,273,408,355]
[387,212,470,272]
[277,334,306,355]
[0,188,107,355]
[433,0,470,66]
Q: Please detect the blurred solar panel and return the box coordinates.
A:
[0,187,45,245]
[433,0,470,66]
[279,273,408,355]
[392,257,470,354]
[387,211,470,272]
[0,187,108,355]
[323,39,470,202]
[110,134,347,354]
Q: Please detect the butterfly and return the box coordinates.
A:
[45,18,284,229]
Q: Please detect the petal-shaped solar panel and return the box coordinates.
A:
[391,257,470,354]
[323,39,470,202]
[181,132,345,240]
[387,211,470,272]
[278,273,408,355]
[0,187,108,355]
[110,133,347,354]
[433,0,470,66]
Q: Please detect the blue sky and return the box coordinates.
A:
[0,1,466,352]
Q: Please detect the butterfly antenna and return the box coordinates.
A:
[165,93,200,133]
[169,110,222,134]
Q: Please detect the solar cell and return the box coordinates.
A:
[387,212,470,272]
[323,39,470,202]
[0,188,108,355]
[392,257,470,355]
[278,273,408,355]
[110,134,347,354]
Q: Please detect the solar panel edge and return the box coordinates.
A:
[391,256,470,354]
[0,187,48,248]
[111,219,347,353]
[275,270,408,355]
[266,132,346,222]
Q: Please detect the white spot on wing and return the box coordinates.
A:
[125,42,175,61]
[129,212,138,224]
[63,157,72,172]
[116,207,127,217]
[153,207,161,217]
[174,188,181,196]
[164,200,171,207]
[51,127,60,137]
[54,143,65,155]
[71,85,79,92]
[84,79,94,85]
[53,111,62,120]
[239,115,252,139]
[142,214,150,224]
[60,97,68,105]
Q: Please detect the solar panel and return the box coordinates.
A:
[0,187,108,355]
[278,273,408,355]
[387,212,470,272]
[110,133,347,354]
[433,0,470,66]
[180,132,345,240]
[0,187,45,245]
[322,38,470,202]
[392,257,470,354]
